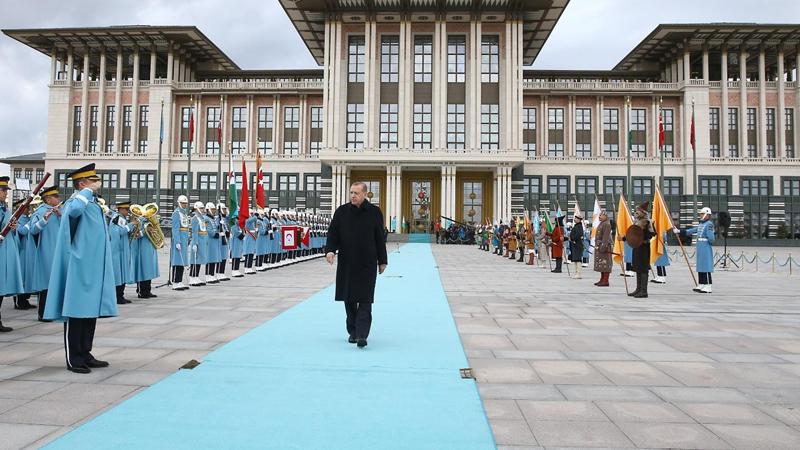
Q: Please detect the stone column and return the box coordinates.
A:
[149,45,157,81]
[597,96,604,157]
[273,95,282,154]
[66,48,74,82]
[541,96,548,156]
[132,47,141,153]
[758,45,767,157]
[114,45,123,153]
[362,19,374,150]
[247,95,255,155]
[721,47,729,156]
[652,96,659,158]
[439,20,448,149]
[777,47,786,158]
[80,49,90,153]
[796,46,800,157]
[166,45,174,82]
[98,48,107,154]
[683,46,691,81]
[299,95,308,155]
[49,51,57,84]
[702,44,710,82]
[398,19,408,149]
[740,47,748,156]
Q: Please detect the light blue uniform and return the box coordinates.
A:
[624,242,633,265]
[268,217,280,255]
[131,222,160,283]
[190,212,209,265]
[109,213,135,286]
[230,221,244,259]
[218,214,230,262]
[582,231,591,259]
[655,231,671,267]
[171,208,190,266]
[44,188,117,321]
[685,220,715,273]
[243,215,257,256]
[256,216,269,257]
[205,214,221,264]
[0,203,24,296]
[16,215,38,294]
[30,204,61,292]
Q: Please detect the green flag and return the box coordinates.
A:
[227,153,239,227]
[543,210,554,233]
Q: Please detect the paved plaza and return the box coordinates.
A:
[0,243,799,449]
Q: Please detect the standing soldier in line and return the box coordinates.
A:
[652,230,670,284]
[30,185,61,321]
[132,204,160,299]
[170,195,191,291]
[44,164,117,373]
[268,209,279,265]
[536,217,549,269]
[189,202,208,286]
[0,176,24,332]
[109,202,135,304]
[548,216,565,273]
[593,210,613,287]
[229,208,245,277]
[216,203,231,281]
[569,214,585,279]
[621,202,655,298]
[242,210,257,274]
[675,207,715,293]
[256,208,269,271]
[204,202,221,283]
[13,199,37,310]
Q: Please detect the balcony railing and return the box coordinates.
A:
[522,80,680,91]
[174,80,325,91]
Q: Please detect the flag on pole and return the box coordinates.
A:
[227,152,239,227]
[159,102,164,144]
[613,194,633,264]
[690,106,696,154]
[591,195,602,245]
[573,198,582,223]
[658,109,665,149]
[238,158,250,230]
[255,149,265,208]
[188,108,195,146]
[543,210,554,233]
[556,206,563,219]
[649,187,675,265]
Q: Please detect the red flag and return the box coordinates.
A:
[658,110,665,148]
[255,149,265,208]
[690,107,696,154]
[301,226,310,247]
[188,108,195,145]
[238,158,250,230]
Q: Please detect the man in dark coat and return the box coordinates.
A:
[568,215,585,279]
[325,182,388,349]
[620,201,655,298]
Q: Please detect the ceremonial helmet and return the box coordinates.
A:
[205,202,216,211]
[177,195,189,205]
[217,202,227,212]
[699,207,712,216]
[194,201,204,211]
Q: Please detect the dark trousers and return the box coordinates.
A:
[344,301,372,339]
[205,264,216,276]
[14,293,32,308]
[657,266,667,276]
[64,317,97,369]
[189,264,201,277]
[231,258,241,270]
[137,280,152,296]
[116,285,126,302]
[553,258,563,272]
[217,259,227,274]
[172,266,185,284]
[699,272,713,284]
[244,254,254,268]
[38,290,48,320]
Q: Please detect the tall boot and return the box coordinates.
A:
[634,272,649,298]
[38,290,52,321]
[551,258,562,273]
[628,273,641,296]
[596,272,610,287]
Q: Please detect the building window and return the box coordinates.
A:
[138,105,149,154]
[128,171,155,189]
[747,108,757,131]
[171,173,188,191]
[548,176,569,195]
[575,108,591,157]
[576,177,597,194]
[522,107,536,158]
[786,108,795,158]
[311,106,323,128]
[548,108,564,157]
[23,169,32,183]
[604,177,625,195]
[663,177,682,196]
[413,103,432,149]
[206,107,221,154]
[140,105,149,127]
[414,36,433,83]
[35,168,44,183]
[98,171,119,189]
[630,108,646,158]
[74,106,82,128]
[346,103,364,149]
[662,108,674,157]
[480,104,499,150]
[284,106,299,128]
[278,174,299,209]
[123,105,132,127]
[283,106,300,155]
[447,104,466,150]
[348,36,366,83]
[632,177,653,196]
[548,108,564,130]
[576,108,591,131]
[379,104,399,149]
[523,176,541,194]
[447,36,466,83]
[603,143,619,157]
[180,107,192,155]
[199,173,218,191]
[710,144,720,158]
[305,174,323,213]
[122,140,131,154]
[72,105,81,153]
[699,177,729,195]
[782,177,800,196]
[747,143,757,158]
[232,106,247,155]
[480,36,499,83]
[741,177,770,196]
[105,105,115,153]
[310,106,323,155]
[709,107,719,131]
[603,108,619,131]
[380,35,399,83]
[13,168,21,181]
[728,108,738,157]
[257,106,274,153]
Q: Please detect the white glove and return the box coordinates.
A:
[176,243,182,251]
[192,244,198,253]
[0,234,4,243]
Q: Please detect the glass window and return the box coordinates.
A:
[414,36,433,83]
[523,177,541,194]
[139,105,149,127]
[447,103,465,150]
[709,108,719,130]
[766,108,775,131]
[741,177,770,196]
[604,177,625,195]
[90,106,98,127]
[98,171,119,189]
[278,174,299,191]
[258,106,273,129]
[523,108,536,131]
[379,104,398,149]
[576,177,597,194]
[206,107,221,154]
[413,103,432,150]
[462,181,484,224]
[35,168,44,183]
[480,36,499,83]
[633,177,653,196]
[311,107,323,128]
[782,178,800,196]
[747,108,757,131]
[180,107,192,155]
[630,108,646,158]
[284,107,299,129]
[348,36,366,83]
[447,36,466,83]
[199,174,218,191]
[699,177,729,195]
[663,177,682,196]
[728,107,738,130]
[74,106,82,128]
[548,108,564,130]
[522,107,536,158]
[171,173,188,191]
[480,104,499,150]
[123,105,132,127]
[548,176,569,195]
[128,171,155,189]
[346,103,364,149]
[232,106,247,155]
[603,108,618,131]
[662,108,674,157]
[380,35,399,83]
[576,108,591,131]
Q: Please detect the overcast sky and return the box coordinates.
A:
[0,0,798,162]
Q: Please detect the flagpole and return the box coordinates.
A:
[691,97,697,220]
[659,96,664,191]
[187,95,194,193]
[626,96,632,205]
[216,95,224,204]
[156,99,164,209]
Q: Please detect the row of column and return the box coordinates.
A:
[440,165,457,223]
[385,164,403,231]
[493,166,511,222]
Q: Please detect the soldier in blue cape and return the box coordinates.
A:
[229,212,245,277]
[131,206,160,298]
[109,202,135,304]
[216,203,231,281]
[189,202,209,286]
[204,202,221,283]
[652,231,670,284]
[0,176,24,332]
[13,199,37,310]
[30,185,61,321]
[255,208,269,271]
[676,207,716,294]
[242,211,258,274]
[170,195,191,290]
[43,164,117,373]
[268,209,280,265]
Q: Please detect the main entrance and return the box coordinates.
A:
[402,172,440,234]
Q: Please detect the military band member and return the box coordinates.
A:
[269,209,280,265]
[255,208,269,271]
[216,203,231,281]
[0,176,24,332]
[676,207,715,293]
[30,185,61,320]
[110,202,135,304]
[14,200,37,310]
[569,214,585,279]
[132,202,160,298]
[44,164,116,373]
[547,216,565,273]
[620,202,655,298]
[170,195,191,290]
[189,201,209,286]
[593,210,613,287]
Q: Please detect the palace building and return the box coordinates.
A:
[4,0,800,238]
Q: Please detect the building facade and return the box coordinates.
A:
[4,0,800,238]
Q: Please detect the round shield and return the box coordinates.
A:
[625,225,645,249]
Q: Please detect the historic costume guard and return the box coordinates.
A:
[43,164,117,373]
[568,214,585,279]
[621,202,655,298]
[535,218,549,269]
[547,216,565,273]
[170,195,191,290]
[593,210,613,287]
[109,202,135,304]
[0,176,24,332]
[30,185,61,320]
[676,207,715,293]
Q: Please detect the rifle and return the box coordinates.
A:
[1,173,51,238]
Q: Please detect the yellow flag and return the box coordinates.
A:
[613,194,633,264]
[649,187,675,265]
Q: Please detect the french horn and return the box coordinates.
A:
[130,202,165,249]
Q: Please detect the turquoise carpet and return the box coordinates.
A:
[408,233,433,243]
[46,244,495,450]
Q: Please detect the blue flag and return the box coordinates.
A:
[159,102,164,144]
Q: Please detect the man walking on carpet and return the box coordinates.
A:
[325,182,388,349]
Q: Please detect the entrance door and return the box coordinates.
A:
[410,180,433,233]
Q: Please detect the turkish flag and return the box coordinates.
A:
[301,227,310,247]
[238,159,249,230]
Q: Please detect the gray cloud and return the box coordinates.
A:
[1,0,798,157]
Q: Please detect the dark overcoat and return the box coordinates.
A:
[325,200,388,303]
[629,219,655,273]
[593,220,614,273]
[568,222,584,262]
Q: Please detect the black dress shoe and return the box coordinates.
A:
[68,365,91,374]
[348,335,357,344]
[38,318,53,323]
[0,322,12,332]
[357,338,368,348]
[86,358,109,368]
[14,302,36,310]
[118,298,132,304]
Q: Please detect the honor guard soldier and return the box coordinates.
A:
[242,210,258,274]
[204,202,221,283]
[652,231,670,284]
[44,164,117,373]
[255,208,269,271]
[0,176,24,332]
[548,216,565,273]
[569,214,585,279]
[170,195,191,290]
[216,203,231,280]
[675,207,715,293]
[109,202,136,304]
[189,202,209,286]
[269,209,280,265]
[30,185,62,320]
[14,199,37,310]
[229,208,245,277]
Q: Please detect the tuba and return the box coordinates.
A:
[131,203,166,249]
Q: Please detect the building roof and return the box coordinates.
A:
[614,23,800,71]
[2,26,240,71]
[279,0,569,66]
[0,152,46,164]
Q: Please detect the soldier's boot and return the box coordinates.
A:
[634,273,649,298]
[628,273,641,297]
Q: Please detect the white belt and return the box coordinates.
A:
[697,238,708,242]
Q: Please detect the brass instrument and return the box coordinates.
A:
[130,203,166,249]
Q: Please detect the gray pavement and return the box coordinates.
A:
[0,243,799,449]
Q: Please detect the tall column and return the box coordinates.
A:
[597,96,604,157]
[166,45,175,82]
[114,45,123,154]
[567,96,575,156]
[472,18,482,150]
[441,165,448,222]
[396,166,402,230]
[149,45,157,81]
[66,48,74,82]
[670,59,678,83]
[132,47,141,153]
[272,96,280,154]
[299,95,308,155]
[758,45,767,157]
[721,47,729,156]
[439,19,448,149]
[683,46,691,81]
[247,95,255,155]
[621,97,629,159]
[362,19,372,150]
[651,96,659,158]
[80,49,90,153]
[541,96,548,156]
[385,165,394,230]
[702,44,710,82]
[49,50,57,84]
[322,19,332,149]
[740,47,748,157]
[450,166,457,220]
[796,46,800,157]
[678,100,685,159]
[331,165,340,210]
[98,48,107,155]
[777,47,786,158]
[398,19,408,149]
